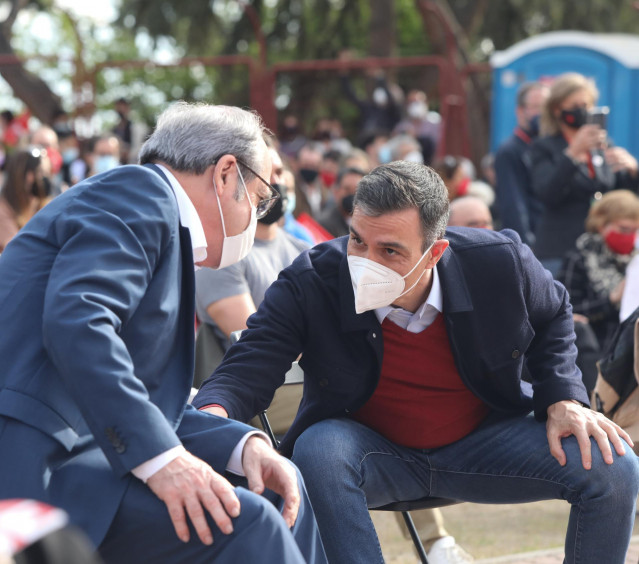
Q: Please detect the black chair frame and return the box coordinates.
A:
[258,410,461,564]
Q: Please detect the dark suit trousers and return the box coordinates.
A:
[98,408,327,564]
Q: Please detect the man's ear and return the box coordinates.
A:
[212,155,237,196]
[425,239,449,269]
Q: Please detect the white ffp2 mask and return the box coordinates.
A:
[213,164,257,270]
[347,243,434,313]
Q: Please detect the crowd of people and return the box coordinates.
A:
[0,68,638,564]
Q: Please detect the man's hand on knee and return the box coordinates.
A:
[146,452,240,545]
[546,400,634,469]
[242,436,300,528]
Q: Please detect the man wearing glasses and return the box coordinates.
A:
[0,102,326,563]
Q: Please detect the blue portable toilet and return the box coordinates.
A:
[490,31,639,158]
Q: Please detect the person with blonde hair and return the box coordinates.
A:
[559,189,639,352]
[530,72,639,276]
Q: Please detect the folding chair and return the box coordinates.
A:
[230,330,461,564]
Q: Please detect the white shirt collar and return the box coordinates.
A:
[155,164,208,267]
[374,265,443,333]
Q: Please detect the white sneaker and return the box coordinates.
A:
[427,536,474,564]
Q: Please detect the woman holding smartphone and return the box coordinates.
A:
[530,72,639,277]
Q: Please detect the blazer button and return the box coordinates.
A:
[114,443,126,454]
[319,378,329,388]
[511,349,520,359]
[372,333,377,338]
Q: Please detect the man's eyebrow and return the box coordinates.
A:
[377,240,409,253]
[349,226,409,253]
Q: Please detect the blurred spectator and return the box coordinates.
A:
[494,82,549,246]
[434,156,467,200]
[281,167,315,246]
[311,118,352,155]
[0,110,29,153]
[319,149,341,191]
[448,195,494,229]
[57,128,86,188]
[531,72,639,276]
[279,115,307,159]
[480,153,496,188]
[338,50,402,144]
[360,130,388,169]
[559,190,639,353]
[0,147,53,252]
[619,235,639,322]
[317,167,365,238]
[294,142,329,217]
[341,147,372,173]
[433,155,495,206]
[388,134,424,164]
[31,126,62,178]
[87,134,121,177]
[393,89,441,165]
[111,98,148,164]
[112,98,132,160]
[30,126,64,196]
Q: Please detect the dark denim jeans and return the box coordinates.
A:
[292,412,639,564]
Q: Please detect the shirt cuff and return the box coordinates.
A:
[198,404,227,413]
[226,431,272,476]
[132,445,186,483]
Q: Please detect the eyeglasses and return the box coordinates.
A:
[235,157,280,219]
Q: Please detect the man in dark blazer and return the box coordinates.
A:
[194,161,639,564]
[0,103,326,564]
[494,81,548,246]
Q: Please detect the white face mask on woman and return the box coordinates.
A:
[347,242,434,314]
[212,163,257,270]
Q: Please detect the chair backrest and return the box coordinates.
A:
[193,322,226,388]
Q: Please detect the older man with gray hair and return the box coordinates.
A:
[196,161,639,564]
[0,102,326,563]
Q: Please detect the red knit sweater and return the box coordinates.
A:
[352,314,490,448]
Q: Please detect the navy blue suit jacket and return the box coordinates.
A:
[0,165,250,545]
[194,229,590,457]
[494,132,542,246]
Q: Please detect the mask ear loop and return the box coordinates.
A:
[235,162,254,211]
[213,178,228,238]
[213,162,254,238]
[397,242,435,299]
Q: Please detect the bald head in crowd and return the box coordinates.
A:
[448,196,493,229]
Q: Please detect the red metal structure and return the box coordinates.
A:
[0,1,490,159]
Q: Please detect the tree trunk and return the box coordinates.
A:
[369,0,395,57]
[418,0,491,165]
[0,0,65,125]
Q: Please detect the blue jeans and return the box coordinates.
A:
[292,412,639,564]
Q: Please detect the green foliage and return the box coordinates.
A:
[4,0,639,135]
[448,0,639,55]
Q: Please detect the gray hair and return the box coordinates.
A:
[354,161,449,251]
[139,102,267,184]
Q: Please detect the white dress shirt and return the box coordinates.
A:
[374,265,443,333]
[131,164,268,483]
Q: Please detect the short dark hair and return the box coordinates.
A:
[354,161,449,251]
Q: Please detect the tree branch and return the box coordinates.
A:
[1,0,30,38]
